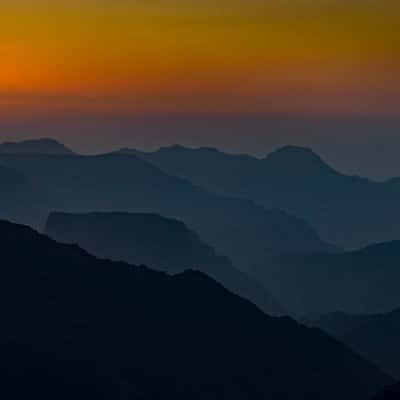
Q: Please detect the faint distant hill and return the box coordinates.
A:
[0,151,333,269]
[0,138,75,155]
[373,383,400,400]
[126,145,400,249]
[251,241,400,315]
[0,219,392,399]
[45,211,283,316]
[307,309,400,379]
[0,165,49,227]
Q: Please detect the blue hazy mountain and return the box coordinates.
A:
[45,211,283,315]
[126,145,400,249]
[251,241,400,315]
[0,164,49,227]
[0,219,391,400]
[0,150,333,268]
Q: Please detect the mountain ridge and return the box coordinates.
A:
[0,219,392,399]
[251,240,400,315]
[0,151,334,268]
[0,138,75,155]
[45,211,284,315]
[126,144,400,249]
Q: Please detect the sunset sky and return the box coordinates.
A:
[1,1,399,117]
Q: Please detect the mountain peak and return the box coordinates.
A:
[267,145,325,164]
[160,144,190,152]
[0,138,74,155]
[264,146,335,175]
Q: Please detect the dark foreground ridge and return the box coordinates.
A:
[0,220,391,399]
[373,382,400,400]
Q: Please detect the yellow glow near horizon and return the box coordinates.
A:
[0,1,399,116]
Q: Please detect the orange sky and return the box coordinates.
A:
[1,1,399,117]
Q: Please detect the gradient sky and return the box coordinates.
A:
[1,0,399,117]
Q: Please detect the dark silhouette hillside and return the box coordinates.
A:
[307,309,400,379]
[127,145,400,249]
[373,383,400,400]
[0,220,392,399]
[0,151,333,268]
[45,211,283,315]
[0,138,74,155]
[251,241,400,315]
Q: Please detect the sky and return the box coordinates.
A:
[0,1,399,177]
[1,0,399,117]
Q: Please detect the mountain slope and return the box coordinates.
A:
[0,152,333,268]
[308,309,400,379]
[0,165,49,227]
[128,145,400,249]
[45,211,283,315]
[0,220,392,399]
[0,138,75,155]
[251,241,400,315]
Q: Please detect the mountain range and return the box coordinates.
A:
[45,211,283,315]
[0,219,392,400]
[251,241,400,315]
[126,144,400,249]
[0,141,333,269]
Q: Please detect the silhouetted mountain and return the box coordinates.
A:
[251,241,400,315]
[0,138,75,155]
[127,145,400,249]
[0,152,333,268]
[373,383,400,400]
[45,211,283,315]
[307,309,400,379]
[0,220,392,399]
